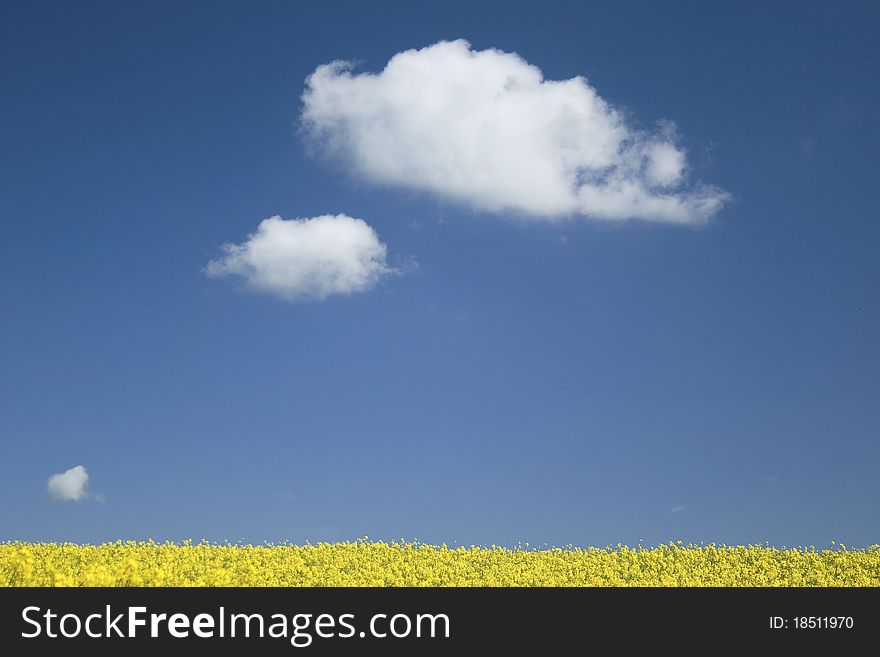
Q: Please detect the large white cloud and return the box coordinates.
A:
[205,214,394,301]
[302,39,728,223]
[47,465,90,502]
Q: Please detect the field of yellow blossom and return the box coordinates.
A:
[2,541,879,587]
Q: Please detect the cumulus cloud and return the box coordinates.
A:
[47,465,90,502]
[205,214,395,301]
[302,39,728,223]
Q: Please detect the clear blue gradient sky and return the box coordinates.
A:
[1,0,878,547]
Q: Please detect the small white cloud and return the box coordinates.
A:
[205,214,396,301]
[645,142,686,187]
[302,39,728,224]
[669,504,687,514]
[47,465,91,502]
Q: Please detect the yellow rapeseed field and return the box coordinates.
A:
[2,541,879,586]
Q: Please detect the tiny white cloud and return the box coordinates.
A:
[302,39,729,223]
[47,465,91,502]
[205,214,397,301]
[645,142,686,187]
[669,504,687,514]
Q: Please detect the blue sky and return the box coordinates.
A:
[1,0,878,548]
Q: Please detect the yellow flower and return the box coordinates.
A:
[1,540,877,587]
